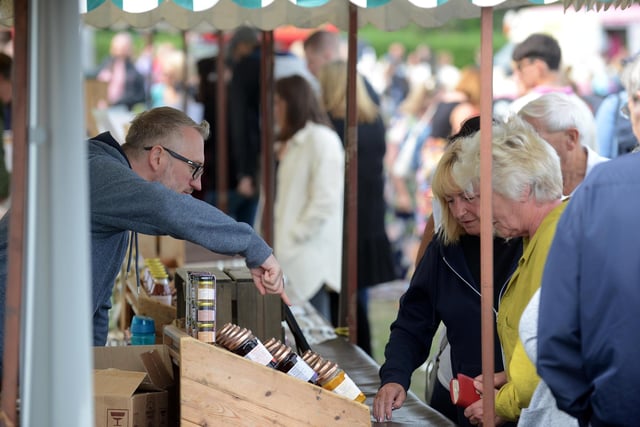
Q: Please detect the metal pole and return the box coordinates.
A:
[480,7,495,427]
[21,0,94,425]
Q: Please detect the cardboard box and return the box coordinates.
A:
[93,345,175,427]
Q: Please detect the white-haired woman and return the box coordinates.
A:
[451,116,572,426]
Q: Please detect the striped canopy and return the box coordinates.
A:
[78,0,632,30]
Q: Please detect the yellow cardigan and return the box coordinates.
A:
[495,201,568,421]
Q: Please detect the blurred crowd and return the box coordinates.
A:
[86,15,639,361]
[87,16,638,276]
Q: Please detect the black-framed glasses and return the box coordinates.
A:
[144,146,204,180]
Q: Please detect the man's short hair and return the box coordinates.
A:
[125,107,210,150]
[512,33,562,71]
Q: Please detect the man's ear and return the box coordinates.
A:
[146,145,164,172]
[565,128,580,151]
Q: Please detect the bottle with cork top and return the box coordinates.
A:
[302,350,366,403]
[216,323,278,368]
[264,338,318,384]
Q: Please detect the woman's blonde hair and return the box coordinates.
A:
[317,60,379,123]
[431,139,467,245]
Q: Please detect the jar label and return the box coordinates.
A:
[198,288,215,300]
[245,340,277,366]
[198,309,215,321]
[331,372,364,401]
[198,330,215,343]
[286,359,318,383]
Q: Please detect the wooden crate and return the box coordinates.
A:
[163,326,370,426]
[175,266,283,342]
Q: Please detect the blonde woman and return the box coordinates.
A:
[317,61,397,355]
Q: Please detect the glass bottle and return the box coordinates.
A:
[217,323,278,368]
[302,350,366,403]
[264,338,318,384]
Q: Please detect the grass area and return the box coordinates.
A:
[358,21,508,68]
[370,290,428,403]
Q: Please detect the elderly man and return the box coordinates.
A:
[518,92,609,196]
[0,107,290,376]
[537,50,640,427]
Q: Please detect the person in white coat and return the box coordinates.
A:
[273,75,345,323]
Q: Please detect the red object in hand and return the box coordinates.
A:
[450,373,481,408]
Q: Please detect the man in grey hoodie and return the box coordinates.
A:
[0,106,290,376]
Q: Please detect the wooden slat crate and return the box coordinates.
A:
[224,267,283,342]
[166,326,371,426]
[174,266,283,342]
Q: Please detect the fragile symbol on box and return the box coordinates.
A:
[107,409,129,426]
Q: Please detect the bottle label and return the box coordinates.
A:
[332,372,364,401]
[198,288,215,300]
[197,308,215,321]
[285,359,318,383]
[245,339,277,367]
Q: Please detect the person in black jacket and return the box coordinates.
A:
[373,130,522,426]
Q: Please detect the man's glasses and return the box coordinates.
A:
[144,146,204,180]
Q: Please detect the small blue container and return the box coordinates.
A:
[130,315,156,345]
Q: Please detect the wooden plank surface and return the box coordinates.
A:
[180,337,370,426]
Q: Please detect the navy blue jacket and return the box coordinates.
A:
[538,153,640,427]
[380,233,521,389]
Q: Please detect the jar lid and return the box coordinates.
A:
[130,315,155,334]
[189,271,216,282]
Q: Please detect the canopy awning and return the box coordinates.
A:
[76,0,635,31]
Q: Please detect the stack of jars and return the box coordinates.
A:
[185,271,216,344]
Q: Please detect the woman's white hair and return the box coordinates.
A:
[452,115,563,203]
[518,92,598,152]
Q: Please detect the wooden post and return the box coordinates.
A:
[338,4,358,345]
[480,7,496,427]
[1,0,28,423]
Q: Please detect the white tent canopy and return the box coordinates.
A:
[78,0,632,31]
